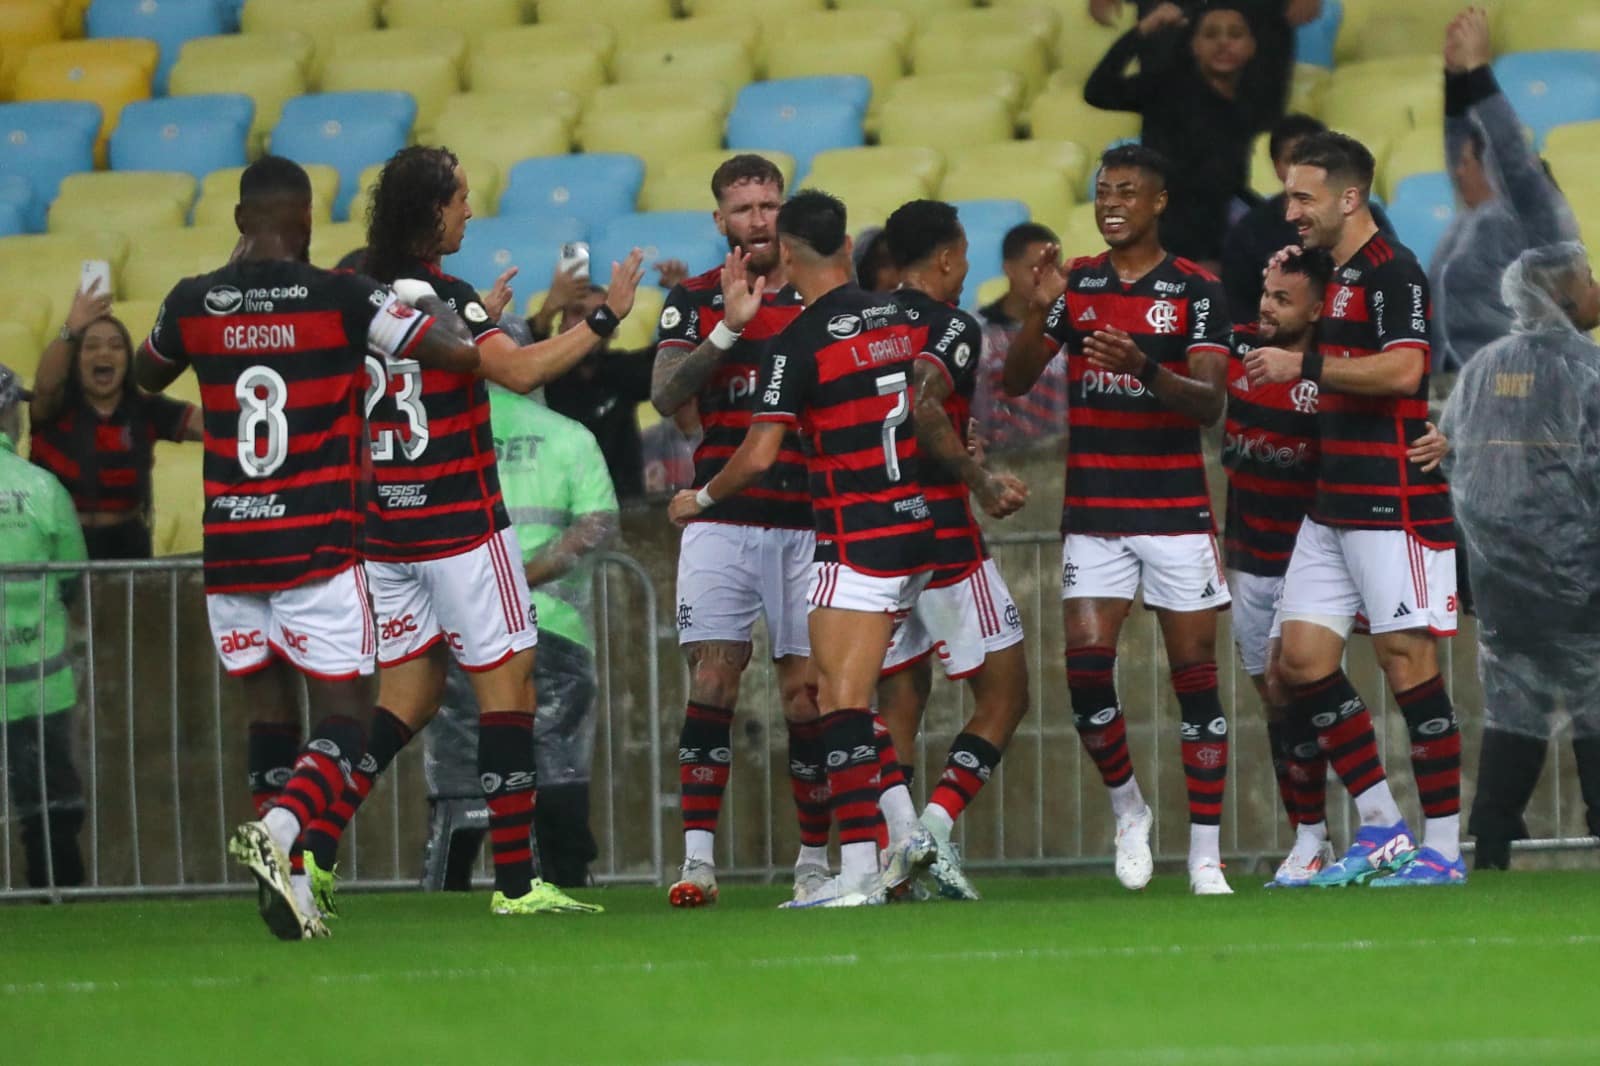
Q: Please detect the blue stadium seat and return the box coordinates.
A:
[589,211,727,286]
[87,0,228,94]
[0,176,36,237]
[1294,0,1342,68]
[0,102,100,231]
[951,198,1030,307]
[269,92,416,221]
[733,76,872,121]
[498,154,644,228]
[110,95,253,182]
[0,202,25,239]
[1388,171,1454,270]
[444,216,583,295]
[726,91,864,180]
[1491,52,1600,147]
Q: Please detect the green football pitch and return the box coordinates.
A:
[4,871,1598,1066]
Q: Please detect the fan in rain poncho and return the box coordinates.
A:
[1439,242,1600,868]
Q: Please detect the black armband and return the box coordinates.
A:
[1445,66,1499,117]
[585,304,620,338]
[1135,354,1162,385]
[1301,350,1324,385]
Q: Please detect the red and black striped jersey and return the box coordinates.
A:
[142,259,434,594]
[29,392,193,517]
[364,258,508,563]
[657,265,811,529]
[1312,234,1454,547]
[1223,322,1319,577]
[1042,252,1231,536]
[893,286,986,588]
[752,283,935,578]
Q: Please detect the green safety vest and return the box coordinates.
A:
[488,388,619,651]
[0,429,85,722]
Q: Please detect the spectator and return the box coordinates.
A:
[972,223,1071,455]
[852,226,900,292]
[423,386,621,888]
[1084,0,1296,266]
[1439,242,1600,869]
[27,284,201,560]
[1431,7,1580,370]
[0,363,88,891]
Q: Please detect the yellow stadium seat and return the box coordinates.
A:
[1248,132,1277,197]
[617,15,760,63]
[1545,120,1600,159]
[0,321,44,385]
[1336,0,1501,65]
[1057,201,1105,260]
[640,148,797,212]
[13,38,157,155]
[975,274,1007,308]
[194,164,342,226]
[468,45,606,100]
[425,90,581,143]
[319,30,467,130]
[122,226,238,301]
[47,171,196,235]
[535,0,672,32]
[612,37,753,91]
[795,176,916,233]
[776,10,916,64]
[831,0,971,23]
[308,220,367,269]
[1577,199,1600,252]
[615,284,664,352]
[1290,62,1329,116]
[169,34,311,155]
[383,0,525,32]
[0,0,62,53]
[0,231,129,305]
[1380,125,1446,202]
[927,7,1061,56]
[878,94,1013,154]
[0,292,57,350]
[949,138,1090,192]
[57,0,91,36]
[1320,59,1443,143]
[1037,0,1135,86]
[425,102,569,179]
[110,298,160,342]
[940,160,1078,227]
[1493,0,1600,54]
[240,0,377,74]
[1026,88,1141,157]
[763,40,904,119]
[683,0,823,21]
[808,145,943,197]
[151,440,205,558]
[467,21,615,68]
[579,104,722,176]
[884,71,1027,123]
[590,80,731,124]
[914,26,1049,98]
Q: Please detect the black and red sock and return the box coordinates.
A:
[1174,661,1228,826]
[1397,674,1461,819]
[928,732,1003,824]
[303,707,414,870]
[1268,715,1328,829]
[479,710,537,898]
[247,721,299,817]
[678,701,734,836]
[786,719,831,849]
[270,715,367,829]
[821,709,883,847]
[1291,670,1387,799]
[1068,644,1133,788]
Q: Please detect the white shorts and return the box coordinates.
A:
[1061,533,1230,612]
[207,565,375,681]
[807,561,930,617]
[675,522,814,659]
[1227,569,1283,677]
[883,559,1025,678]
[1278,520,1458,638]
[365,527,538,671]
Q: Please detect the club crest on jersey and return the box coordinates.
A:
[1330,286,1355,319]
[660,305,681,331]
[827,314,862,339]
[1290,379,1319,413]
[1145,300,1180,334]
[204,285,243,316]
[953,342,972,369]
[463,302,488,323]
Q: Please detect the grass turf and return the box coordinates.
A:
[3,871,1598,1066]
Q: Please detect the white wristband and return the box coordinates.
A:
[708,320,742,351]
[694,486,716,509]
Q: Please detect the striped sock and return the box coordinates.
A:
[928,732,1003,826]
[1068,645,1134,789]
[786,719,831,850]
[268,715,366,836]
[1397,674,1462,860]
[303,707,413,871]
[1292,671,1402,827]
[247,721,299,817]
[1174,662,1228,827]
[479,710,538,898]
[678,701,734,840]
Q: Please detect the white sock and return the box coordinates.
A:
[840,840,878,884]
[879,782,921,843]
[1353,780,1404,828]
[921,803,955,840]
[1424,815,1461,861]
[1109,778,1146,819]
[1290,821,1328,862]
[1188,823,1221,868]
[684,829,715,865]
[796,845,829,869]
[263,807,300,854]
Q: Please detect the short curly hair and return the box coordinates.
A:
[365,145,460,283]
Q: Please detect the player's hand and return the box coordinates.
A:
[654,258,691,290]
[1084,328,1145,375]
[1031,243,1070,311]
[604,248,647,320]
[484,267,518,320]
[65,279,113,336]
[1137,1,1187,36]
[392,278,438,307]
[1408,420,1449,473]
[1089,0,1124,27]
[1445,7,1492,72]
[668,489,703,526]
[1244,345,1304,385]
[720,250,769,333]
[977,472,1029,519]
[1263,244,1303,278]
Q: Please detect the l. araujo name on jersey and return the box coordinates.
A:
[1042,253,1231,537]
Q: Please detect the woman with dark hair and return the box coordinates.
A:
[28,281,202,560]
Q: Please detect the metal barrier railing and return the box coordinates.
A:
[0,552,662,902]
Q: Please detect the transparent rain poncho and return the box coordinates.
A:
[1441,243,1600,736]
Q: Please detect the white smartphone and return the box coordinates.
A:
[558,241,590,281]
[80,259,112,296]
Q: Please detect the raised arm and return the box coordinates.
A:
[32,282,113,422]
[1001,245,1071,396]
[651,251,766,416]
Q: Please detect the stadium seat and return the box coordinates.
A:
[763,12,912,106]
[0,290,57,350]
[641,148,796,212]
[122,225,237,300]
[808,146,943,197]
[1320,59,1443,144]
[683,0,823,25]
[467,20,615,70]
[618,14,761,62]
[0,101,99,230]
[425,89,581,145]
[927,7,1061,58]
[535,0,672,32]
[1058,201,1106,260]
[12,38,157,159]
[444,215,579,295]
[589,211,726,287]
[1290,61,1330,115]
[950,137,1089,191]
[0,320,43,385]
[578,104,722,178]
[1493,0,1600,55]
[498,154,644,227]
[319,30,467,131]
[727,96,863,180]
[590,80,731,126]
[0,230,130,306]
[382,0,523,32]
[1026,89,1141,158]
[86,0,226,94]
[269,92,416,221]
[878,93,1013,154]
[611,36,753,92]
[883,71,1027,124]
[733,73,872,120]
[1335,0,1487,64]
[973,273,1007,309]
[48,170,196,234]
[423,99,569,179]
[1293,0,1341,68]
[192,163,342,226]
[0,202,24,240]
[1491,53,1600,148]
[0,174,32,230]
[109,95,253,183]
[308,219,366,268]
[168,34,310,156]
[467,44,607,101]
[1380,125,1445,203]
[0,0,65,93]
[1387,171,1454,270]
[951,198,1030,302]
[940,165,1077,232]
[1034,0,1135,87]
[342,155,499,231]
[151,440,204,557]
[914,24,1049,99]
[109,297,160,342]
[239,0,377,74]
[830,0,969,19]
